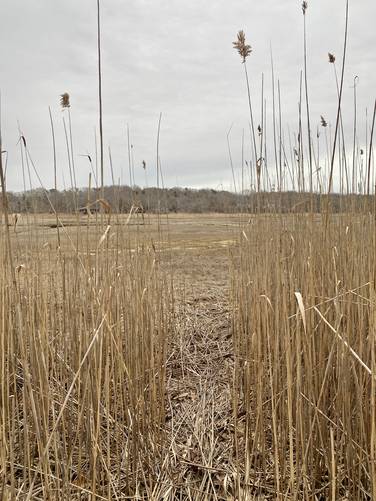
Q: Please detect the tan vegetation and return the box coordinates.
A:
[1,1,375,499]
[233,211,376,499]
[0,210,375,499]
[0,218,172,500]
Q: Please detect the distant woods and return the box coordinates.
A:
[2,186,374,214]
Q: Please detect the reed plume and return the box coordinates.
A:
[60,92,70,109]
[233,30,252,63]
[232,30,258,191]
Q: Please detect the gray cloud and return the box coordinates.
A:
[1,0,375,192]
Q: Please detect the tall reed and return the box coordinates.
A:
[232,212,376,499]
[0,222,171,499]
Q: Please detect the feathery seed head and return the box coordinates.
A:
[320,116,328,127]
[60,93,70,109]
[233,30,252,63]
[328,53,336,63]
[302,1,308,14]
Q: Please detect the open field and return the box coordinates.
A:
[6,212,239,300]
[7,212,240,252]
[1,210,376,500]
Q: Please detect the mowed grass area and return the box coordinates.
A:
[1,211,375,500]
[10,212,240,247]
[9,212,239,298]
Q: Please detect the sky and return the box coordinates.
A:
[0,0,375,192]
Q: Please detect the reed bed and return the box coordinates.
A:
[232,211,376,499]
[0,224,172,500]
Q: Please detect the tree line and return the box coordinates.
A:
[2,186,374,214]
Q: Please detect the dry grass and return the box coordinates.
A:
[0,209,376,499]
[232,212,376,499]
[0,220,172,499]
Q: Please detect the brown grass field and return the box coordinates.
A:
[1,210,376,500]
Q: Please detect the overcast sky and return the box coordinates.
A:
[0,0,375,192]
